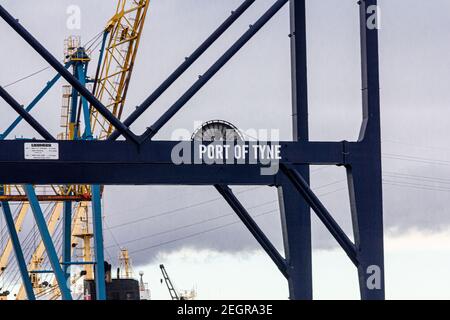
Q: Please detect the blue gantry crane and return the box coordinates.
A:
[0,0,385,300]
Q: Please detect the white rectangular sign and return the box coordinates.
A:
[24,143,59,160]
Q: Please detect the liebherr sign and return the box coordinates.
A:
[24,143,59,160]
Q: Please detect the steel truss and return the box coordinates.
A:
[0,0,384,300]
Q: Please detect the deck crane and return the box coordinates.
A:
[160,264,180,300]
[0,0,150,300]
[160,264,197,300]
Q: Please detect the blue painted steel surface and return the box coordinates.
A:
[62,201,72,281]
[76,64,93,139]
[278,0,312,300]
[91,185,106,300]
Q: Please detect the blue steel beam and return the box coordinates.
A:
[62,201,72,281]
[0,196,36,300]
[91,185,106,300]
[69,66,80,139]
[0,62,71,140]
[215,185,288,278]
[346,0,384,300]
[0,5,139,144]
[0,140,345,165]
[0,140,347,185]
[280,165,358,266]
[279,0,312,300]
[140,0,289,142]
[77,64,93,139]
[0,0,385,301]
[24,185,72,300]
[1,163,275,186]
[108,0,256,141]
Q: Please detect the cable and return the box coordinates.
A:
[104,219,122,251]
[107,182,348,249]
[383,180,450,193]
[106,176,347,234]
[2,202,56,293]
[0,202,23,240]
[129,209,277,255]
[383,153,450,167]
[83,30,104,49]
[2,66,52,89]
[383,139,450,152]
[127,187,346,255]
[384,171,450,185]
[1,28,103,91]
[106,186,262,219]
[106,199,279,249]
[107,187,264,230]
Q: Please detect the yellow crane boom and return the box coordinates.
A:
[91,0,150,139]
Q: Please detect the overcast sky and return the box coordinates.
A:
[1,0,450,299]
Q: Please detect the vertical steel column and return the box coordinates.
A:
[277,0,312,300]
[69,65,80,140]
[24,185,72,300]
[77,64,93,139]
[91,185,106,300]
[346,0,385,300]
[62,201,72,281]
[0,194,35,300]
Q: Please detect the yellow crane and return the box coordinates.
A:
[91,0,150,139]
[0,0,151,300]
